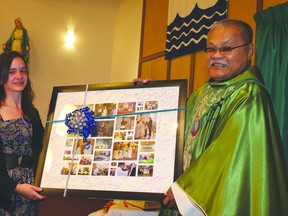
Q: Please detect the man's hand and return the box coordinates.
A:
[163,187,177,208]
[132,77,154,84]
[15,184,45,201]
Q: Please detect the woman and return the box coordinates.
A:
[0,51,45,215]
[2,17,30,64]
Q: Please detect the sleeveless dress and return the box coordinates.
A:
[0,116,39,216]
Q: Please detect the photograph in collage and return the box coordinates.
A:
[94,120,114,137]
[115,116,135,130]
[93,150,111,162]
[95,139,112,149]
[144,101,158,110]
[95,103,117,117]
[137,165,154,177]
[117,102,136,114]
[92,163,109,176]
[75,139,95,155]
[139,153,154,164]
[116,162,137,177]
[139,141,155,152]
[60,162,78,175]
[135,114,157,140]
[112,141,138,160]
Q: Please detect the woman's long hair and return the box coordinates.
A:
[0,51,36,121]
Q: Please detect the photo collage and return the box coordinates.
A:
[60,100,158,178]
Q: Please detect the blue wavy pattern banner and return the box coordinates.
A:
[165,0,228,60]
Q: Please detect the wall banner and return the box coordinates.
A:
[165,0,228,60]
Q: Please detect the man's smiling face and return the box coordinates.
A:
[205,25,253,81]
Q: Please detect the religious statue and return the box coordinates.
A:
[2,17,30,63]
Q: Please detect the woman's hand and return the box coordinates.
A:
[15,184,45,201]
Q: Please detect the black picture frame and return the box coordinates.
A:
[35,79,187,202]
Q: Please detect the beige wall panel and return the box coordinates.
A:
[170,55,191,80]
[193,51,210,90]
[228,0,257,64]
[228,0,257,35]
[263,0,287,9]
[170,54,192,94]
[141,57,168,80]
[142,0,169,57]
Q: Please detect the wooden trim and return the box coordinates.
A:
[139,51,166,63]
[167,59,171,80]
[189,53,195,95]
[256,0,263,12]
[138,0,146,77]
[227,0,230,17]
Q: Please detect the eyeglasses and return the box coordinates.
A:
[204,42,251,55]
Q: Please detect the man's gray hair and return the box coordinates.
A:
[209,19,253,43]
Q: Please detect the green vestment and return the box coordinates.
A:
[176,66,288,216]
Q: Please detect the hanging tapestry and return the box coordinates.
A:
[165,0,228,60]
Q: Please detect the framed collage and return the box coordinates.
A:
[35,80,187,201]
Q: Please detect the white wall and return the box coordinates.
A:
[0,0,142,122]
[111,0,142,82]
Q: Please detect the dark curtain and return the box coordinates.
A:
[254,2,288,167]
